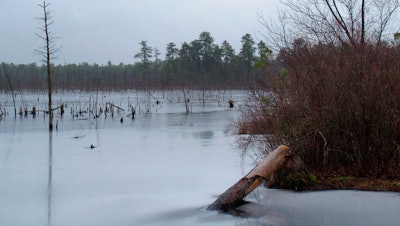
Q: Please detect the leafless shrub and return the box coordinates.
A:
[240,42,400,178]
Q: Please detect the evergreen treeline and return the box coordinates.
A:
[1,32,271,91]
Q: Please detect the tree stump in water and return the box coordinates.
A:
[207,145,299,211]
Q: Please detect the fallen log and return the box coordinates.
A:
[207,145,294,211]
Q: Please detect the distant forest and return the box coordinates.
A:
[1,32,279,91]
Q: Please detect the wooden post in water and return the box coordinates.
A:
[207,145,293,211]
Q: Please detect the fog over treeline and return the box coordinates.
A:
[1,32,277,91]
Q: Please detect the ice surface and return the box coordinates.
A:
[0,90,399,226]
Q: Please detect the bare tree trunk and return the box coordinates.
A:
[1,63,16,116]
[361,0,365,45]
[44,3,53,131]
[37,1,56,131]
[262,0,400,48]
[47,53,53,130]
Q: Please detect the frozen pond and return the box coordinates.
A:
[0,90,399,226]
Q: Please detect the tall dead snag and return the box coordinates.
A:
[1,63,16,116]
[207,145,294,211]
[36,1,57,131]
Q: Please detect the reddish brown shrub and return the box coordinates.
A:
[241,41,400,178]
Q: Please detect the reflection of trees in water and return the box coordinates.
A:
[47,131,53,226]
[193,130,214,139]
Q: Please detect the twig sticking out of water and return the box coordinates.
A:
[106,102,125,112]
[183,89,191,114]
[127,107,136,119]
[228,99,234,108]
[149,92,161,105]
[72,135,85,139]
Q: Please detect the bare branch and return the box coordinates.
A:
[260,0,400,48]
[36,1,57,131]
[325,0,356,45]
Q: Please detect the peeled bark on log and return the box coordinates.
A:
[207,145,293,211]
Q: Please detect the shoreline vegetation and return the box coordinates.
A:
[309,175,400,192]
[2,1,399,194]
[208,145,399,212]
[236,0,400,194]
[269,170,400,192]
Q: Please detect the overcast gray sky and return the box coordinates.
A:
[0,0,279,65]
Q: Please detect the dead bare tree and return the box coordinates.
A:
[36,1,59,131]
[259,0,400,48]
[1,63,16,116]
